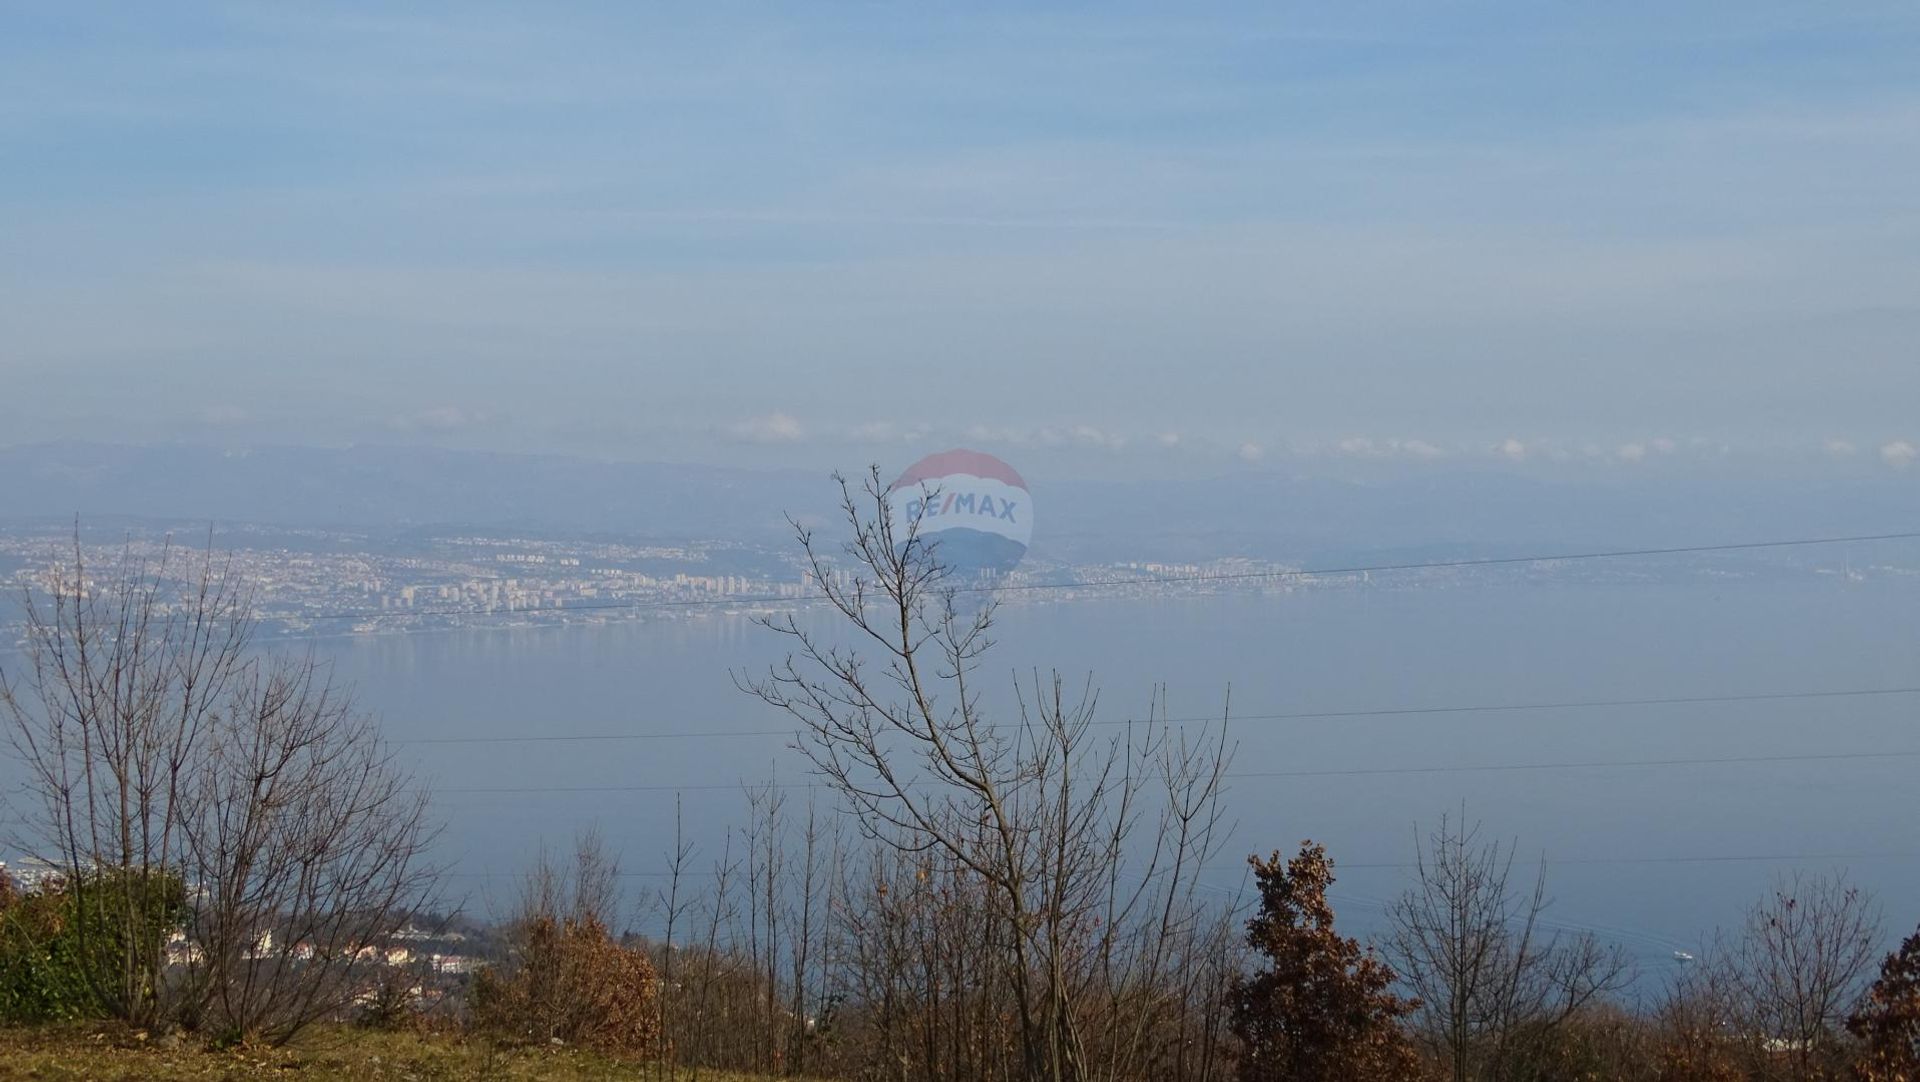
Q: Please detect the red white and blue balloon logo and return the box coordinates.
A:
[888,449,1031,580]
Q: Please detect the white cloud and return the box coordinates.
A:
[725,412,806,443]
[1650,437,1677,454]
[1333,436,1445,460]
[1616,442,1648,462]
[1157,431,1182,448]
[848,420,930,443]
[1825,438,1858,457]
[1882,440,1918,469]
[1497,437,1528,461]
[961,424,1022,445]
[1237,441,1265,462]
[954,423,1129,451]
[1068,424,1126,451]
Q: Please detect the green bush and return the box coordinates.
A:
[0,879,91,1021]
[0,866,187,1024]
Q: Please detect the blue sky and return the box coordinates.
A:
[3,3,1918,476]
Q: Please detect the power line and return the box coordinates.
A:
[301,529,1920,622]
[396,685,1920,745]
[1231,748,1920,779]
[1171,685,1920,726]
[429,746,1920,796]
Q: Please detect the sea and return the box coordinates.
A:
[298,572,1920,971]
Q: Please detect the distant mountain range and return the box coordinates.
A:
[0,442,824,542]
[1,441,1913,565]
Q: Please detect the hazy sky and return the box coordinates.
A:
[4,3,1918,476]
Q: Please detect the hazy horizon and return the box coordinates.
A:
[7,8,1920,1070]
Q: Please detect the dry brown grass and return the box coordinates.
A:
[0,1023,802,1081]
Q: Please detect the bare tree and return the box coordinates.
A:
[741,780,786,1070]
[656,823,788,1075]
[783,793,839,1075]
[1,535,249,1025]
[1386,810,1634,1082]
[739,468,1235,1082]
[1712,870,1881,1080]
[2,532,438,1042]
[652,796,697,1077]
[179,654,439,1044]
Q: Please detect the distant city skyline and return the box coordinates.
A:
[4,4,1918,476]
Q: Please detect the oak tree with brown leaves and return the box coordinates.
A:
[1850,925,1920,1082]
[1229,842,1421,1082]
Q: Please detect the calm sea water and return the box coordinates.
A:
[10,576,1912,967]
[300,575,1919,964]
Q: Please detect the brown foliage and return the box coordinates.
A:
[1229,842,1420,1082]
[1500,1003,1661,1082]
[1656,1045,1745,1082]
[473,912,661,1058]
[1655,982,1745,1082]
[1850,926,1920,1081]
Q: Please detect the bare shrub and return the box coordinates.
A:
[1655,963,1746,1082]
[641,791,843,1079]
[181,654,439,1044]
[1387,810,1634,1082]
[1495,1001,1661,1081]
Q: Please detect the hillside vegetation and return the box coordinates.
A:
[0,1025,794,1082]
